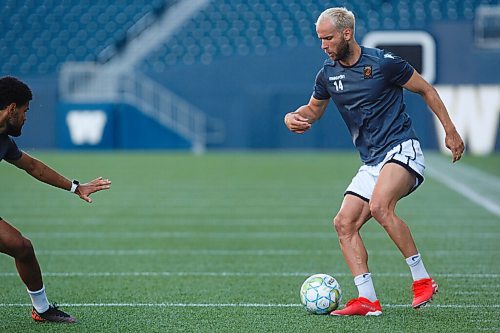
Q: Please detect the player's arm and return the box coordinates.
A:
[6,152,111,203]
[403,70,465,162]
[284,96,329,134]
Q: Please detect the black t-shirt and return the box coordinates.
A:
[0,134,22,162]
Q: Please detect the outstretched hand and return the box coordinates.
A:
[75,177,111,203]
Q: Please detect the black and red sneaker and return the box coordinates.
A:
[31,304,77,323]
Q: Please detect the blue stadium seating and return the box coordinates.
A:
[140,0,498,69]
[0,0,167,74]
[0,0,497,75]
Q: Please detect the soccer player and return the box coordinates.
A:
[0,76,112,323]
[284,8,464,316]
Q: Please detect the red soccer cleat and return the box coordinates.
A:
[330,297,382,316]
[412,278,438,309]
[31,304,77,323]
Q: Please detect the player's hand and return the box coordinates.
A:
[284,112,311,134]
[445,129,465,163]
[75,177,111,203]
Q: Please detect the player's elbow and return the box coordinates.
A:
[417,82,439,101]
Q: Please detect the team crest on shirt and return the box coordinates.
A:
[363,65,373,79]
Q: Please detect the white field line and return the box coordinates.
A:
[0,302,498,309]
[453,291,485,295]
[24,231,500,239]
[17,218,497,228]
[425,154,500,217]
[450,284,500,288]
[30,249,498,256]
[10,218,326,227]
[0,271,498,278]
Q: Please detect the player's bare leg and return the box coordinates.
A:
[333,195,371,277]
[370,162,437,308]
[0,218,76,323]
[370,163,418,258]
[0,218,43,291]
[331,195,382,316]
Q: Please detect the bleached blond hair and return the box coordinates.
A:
[316,7,355,33]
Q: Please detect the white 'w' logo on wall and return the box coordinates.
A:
[433,85,500,155]
[66,110,107,145]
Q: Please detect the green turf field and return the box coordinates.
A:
[460,154,500,177]
[0,151,499,332]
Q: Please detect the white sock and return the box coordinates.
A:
[354,273,377,302]
[405,253,430,281]
[27,285,50,313]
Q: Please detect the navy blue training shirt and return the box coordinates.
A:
[313,46,418,165]
[0,134,22,162]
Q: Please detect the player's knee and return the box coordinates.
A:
[370,201,397,229]
[333,213,354,237]
[369,201,392,225]
[7,235,35,260]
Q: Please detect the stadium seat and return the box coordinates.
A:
[0,0,495,75]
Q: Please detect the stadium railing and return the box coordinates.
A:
[59,62,225,153]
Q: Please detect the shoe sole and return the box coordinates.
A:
[413,284,439,309]
[32,312,77,323]
[331,310,382,316]
[32,318,77,323]
[33,318,77,324]
[366,311,382,316]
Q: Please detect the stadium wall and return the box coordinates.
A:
[56,103,190,149]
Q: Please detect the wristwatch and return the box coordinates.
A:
[70,180,80,193]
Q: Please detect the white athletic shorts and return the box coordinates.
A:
[345,139,425,202]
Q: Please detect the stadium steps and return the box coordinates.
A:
[59,0,224,152]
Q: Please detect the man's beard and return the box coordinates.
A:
[5,120,22,137]
[334,38,350,62]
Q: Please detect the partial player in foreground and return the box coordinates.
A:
[284,8,464,316]
[0,76,112,323]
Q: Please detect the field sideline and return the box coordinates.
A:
[0,151,498,332]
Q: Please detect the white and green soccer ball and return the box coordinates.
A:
[300,274,342,314]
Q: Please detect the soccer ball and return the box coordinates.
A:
[300,274,342,314]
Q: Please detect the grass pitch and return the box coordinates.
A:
[0,151,498,332]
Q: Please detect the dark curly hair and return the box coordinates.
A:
[0,76,32,109]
